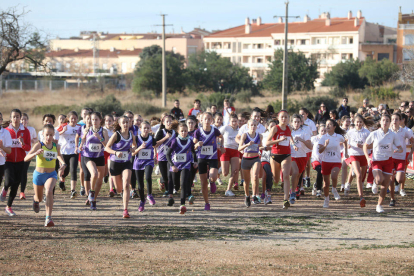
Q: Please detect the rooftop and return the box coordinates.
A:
[46,49,142,58]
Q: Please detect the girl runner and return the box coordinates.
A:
[264,110,293,209]
[57,111,81,199]
[187,116,199,188]
[213,113,224,185]
[238,119,262,207]
[299,108,316,188]
[0,113,12,201]
[346,114,373,207]
[76,112,91,203]
[105,116,136,218]
[20,113,38,200]
[103,114,115,196]
[25,124,66,227]
[79,112,109,210]
[1,109,31,216]
[220,114,240,196]
[193,112,224,210]
[364,114,402,213]
[311,124,326,197]
[399,113,414,196]
[260,119,277,204]
[339,116,351,192]
[318,119,348,208]
[133,121,157,212]
[166,122,197,214]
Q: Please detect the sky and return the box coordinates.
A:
[2,0,413,39]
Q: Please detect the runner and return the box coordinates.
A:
[260,119,277,204]
[75,112,92,204]
[124,111,138,199]
[24,124,66,226]
[318,119,348,208]
[105,116,136,218]
[299,108,316,189]
[0,113,12,201]
[213,113,224,185]
[339,116,351,192]
[311,124,326,197]
[399,112,414,196]
[186,116,199,188]
[20,113,38,200]
[222,99,236,127]
[166,122,197,214]
[364,114,402,213]
[103,114,115,196]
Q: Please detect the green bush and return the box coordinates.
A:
[362,87,399,106]
[236,89,253,104]
[135,90,155,101]
[271,99,300,114]
[87,95,124,115]
[329,87,346,98]
[299,96,338,115]
[197,92,235,110]
[32,104,80,116]
[122,102,166,116]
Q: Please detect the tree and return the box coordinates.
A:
[321,59,367,90]
[359,57,400,86]
[262,49,319,93]
[395,49,414,87]
[132,49,186,96]
[0,7,47,75]
[186,51,253,93]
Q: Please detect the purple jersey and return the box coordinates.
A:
[157,129,176,162]
[188,129,196,139]
[243,132,261,154]
[194,126,221,160]
[83,127,105,158]
[110,131,133,163]
[169,138,194,171]
[134,135,155,170]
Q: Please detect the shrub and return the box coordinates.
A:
[135,90,155,101]
[299,96,338,115]
[87,95,123,115]
[361,87,400,107]
[236,89,253,104]
[197,92,236,110]
[32,104,80,116]
[271,99,300,114]
[122,102,166,116]
[329,87,346,98]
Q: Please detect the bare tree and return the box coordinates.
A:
[0,6,47,75]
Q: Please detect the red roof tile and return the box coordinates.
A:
[46,49,142,58]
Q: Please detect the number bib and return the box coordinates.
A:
[379,143,391,151]
[11,139,22,148]
[201,145,213,155]
[88,143,102,152]
[246,144,258,152]
[114,151,129,161]
[138,149,152,160]
[279,136,290,146]
[68,140,76,148]
[261,151,270,160]
[43,150,57,160]
[174,153,187,163]
[326,151,336,157]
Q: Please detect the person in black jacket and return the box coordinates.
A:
[337,97,350,119]
[170,100,184,120]
[315,102,330,127]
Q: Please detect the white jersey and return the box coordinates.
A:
[151,124,160,134]
[318,133,345,163]
[219,125,239,150]
[302,124,313,153]
[391,126,412,160]
[290,127,311,158]
[366,128,402,161]
[346,128,370,156]
[311,135,322,164]
[59,124,82,155]
[25,126,37,154]
[260,132,271,163]
[405,126,413,151]
[222,107,233,127]
[0,127,12,165]
[38,129,60,143]
[104,127,114,139]
[304,118,317,134]
[238,123,266,136]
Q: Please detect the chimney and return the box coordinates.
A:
[354,17,359,27]
[398,6,402,23]
[74,47,79,52]
[357,10,362,19]
[245,17,250,25]
[245,17,251,34]
[303,15,310,23]
[278,17,283,23]
[348,11,352,19]
[320,12,327,19]
[326,18,331,26]
[257,17,262,25]
[110,47,115,52]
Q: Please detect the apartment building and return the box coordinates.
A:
[204,11,396,84]
[397,7,414,65]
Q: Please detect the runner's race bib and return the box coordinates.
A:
[279,136,290,146]
[114,151,129,161]
[138,149,151,160]
[201,145,213,155]
[88,143,102,152]
[11,139,22,148]
[43,150,57,160]
[174,153,187,163]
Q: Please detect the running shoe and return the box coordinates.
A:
[323,197,329,208]
[5,207,16,216]
[295,191,300,200]
[264,194,269,205]
[344,183,351,192]
[244,196,251,207]
[88,191,95,202]
[204,203,211,211]
[302,178,306,187]
[267,195,272,204]
[85,199,90,206]
[109,189,115,197]
[240,179,244,186]
[59,181,66,191]
[80,186,86,196]
[147,194,156,205]
[20,192,26,200]
[44,218,54,227]
[113,188,117,195]
[158,178,165,192]
[283,200,290,209]
[253,196,260,205]
[131,189,139,199]
[179,205,187,214]
[360,198,366,208]
[372,183,378,194]
[289,193,296,205]
[188,195,195,205]
[167,197,174,206]
[0,187,7,202]
[163,191,169,197]
[225,190,235,197]
[376,205,384,213]
[316,190,322,197]
[210,181,217,194]
[33,201,40,213]
[70,190,77,199]
[305,177,311,188]
[42,195,46,203]
[389,199,396,207]
[233,182,239,190]
[366,183,373,189]
[123,209,130,218]
[312,183,317,196]
[139,201,145,212]
[340,184,345,192]
[173,189,177,195]
[400,189,407,197]
[217,178,223,186]
[261,193,266,200]
[300,187,305,196]
[103,175,109,183]
[332,188,341,200]
[395,184,400,193]
[90,201,97,210]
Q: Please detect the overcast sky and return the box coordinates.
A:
[2,0,412,38]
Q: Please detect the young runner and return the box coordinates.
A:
[0,113,12,201]
[299,108,316,188]
[339,116,351,192]
[20,113,38,200]
[213,113,224,185]
[399,113,414,196]
[103,114,115,196]
[186,116,199,188]
[260,119,277,204]
[311,124,326,197]
[25,124,66,226]
[76,112,91,202]
[188,99,202,116]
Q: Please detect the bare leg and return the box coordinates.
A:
[44,178,56,217]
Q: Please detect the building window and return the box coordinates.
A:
[377,53,389,61]
[274,40,280,45]
[341,54,347,60]
[349,53,353,59]
[131,62,136,69]
[404,35,414,45]
[349,38,353,44]
[257,58,263,63]
[301,39,306,45]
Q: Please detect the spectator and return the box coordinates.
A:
[378,104,387,114]
[357,107,367,116]
[315,102,329,126]
[170,99,184,120]
[409,101,414,109]
[337,97,350,118]
[406,108,414,129]
[363,98,369,108]
[210,105,218,116]
[222,99,236,127]
[264,104,275,118]
[188,99,202,116]
[329,109,340,123]
[399,101,409,112]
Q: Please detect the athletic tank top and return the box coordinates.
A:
[169,137,194,171]
[272,125,291,155]
[36,142,58,169]
[157,129,176,162]
[243,132,260,154]
[83,127,105,158]
[134,135,155,170]
[110,131,133,163]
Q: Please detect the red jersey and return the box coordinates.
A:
[5,124,31,163]
[271,125,291,155]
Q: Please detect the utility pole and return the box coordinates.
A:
[274,2,299,109]
[157,14,172,108]
[92,34,96,75]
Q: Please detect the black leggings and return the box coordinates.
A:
[135,166,153,202]
[21,160,31,193]
[159,161,173,191]
[130,157,137,189]
[81,156,91,182]
[4,161,24,207]
[172,168,191,205]
[315,164,323,190]
[263,163,273,191]
[0,165,4,187]
[62,154,78,181]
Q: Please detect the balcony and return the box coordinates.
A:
[242,63,269,68]
[205,48,232,54]
[241,48,273,54]
[399,24,414,30]
[275,44,355,51]
[318,59,343,66]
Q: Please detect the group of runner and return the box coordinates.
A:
[0,97,412,227]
